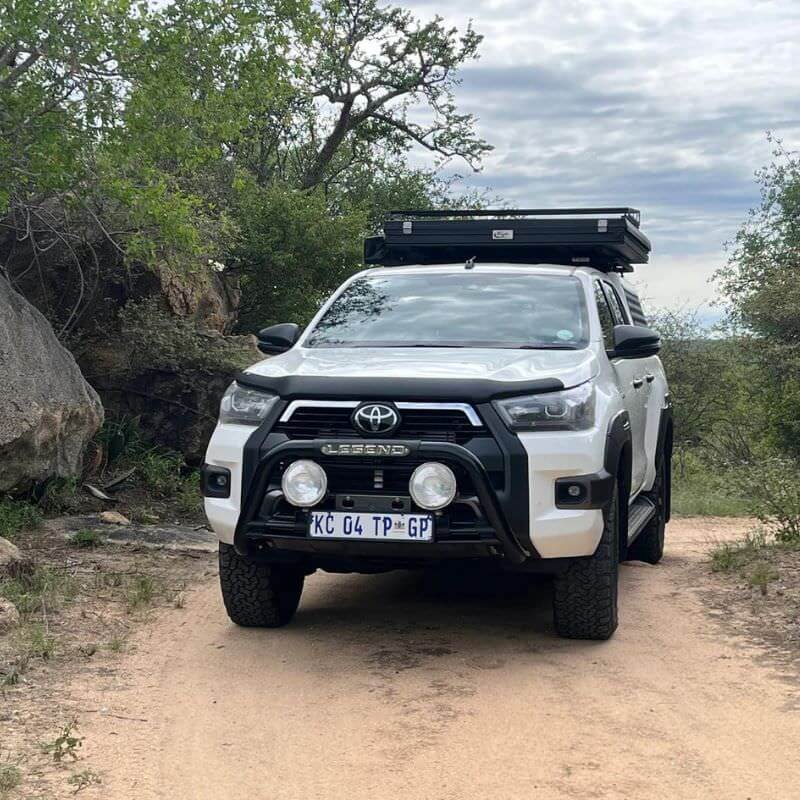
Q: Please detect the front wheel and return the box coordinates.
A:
[552,481,620,640]
[218,543,304,627]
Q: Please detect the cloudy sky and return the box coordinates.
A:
[402,0,800,320]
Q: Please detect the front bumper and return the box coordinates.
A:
[203,398,608,568]
[233,438,529,566]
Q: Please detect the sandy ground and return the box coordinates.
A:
[71,517,799,800]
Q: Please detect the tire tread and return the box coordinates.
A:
[218,543,303,628]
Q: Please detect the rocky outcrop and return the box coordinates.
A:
[0,276,104,492]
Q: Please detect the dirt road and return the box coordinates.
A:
[76,518,799,799]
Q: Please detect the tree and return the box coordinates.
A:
[237,0,491,190]
[716,138,800,457]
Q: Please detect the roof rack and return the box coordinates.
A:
[364,208,650,272]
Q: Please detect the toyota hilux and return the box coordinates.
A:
[201,208,672,640]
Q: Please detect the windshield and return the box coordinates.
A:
[305,271,589,349]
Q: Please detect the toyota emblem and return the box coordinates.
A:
[352,403,400,435]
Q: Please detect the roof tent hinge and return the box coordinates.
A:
[402,221,413,235]
[597,219,608,233]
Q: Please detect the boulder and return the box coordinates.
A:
[0,597,21,632]
[0,536,22,573]
[99,511,130,525]
[0,276,104,492]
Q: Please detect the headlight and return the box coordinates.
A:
[493,383,595,432]
[409,462,457,510]
[282,460,327,507]
[219,382,278,426]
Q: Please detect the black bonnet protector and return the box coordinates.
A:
[234,372,565,403]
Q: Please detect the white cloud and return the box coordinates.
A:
[401,0,800,304]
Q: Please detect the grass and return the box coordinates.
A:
[0,566,80,616]
[709,531,799,595]
[0,764,22,795]
[20,624,58,661]
[71,529,104,548]
[0,497,42,542]
[38,477,80,515]
[68,769,101,792]
[672,453,753,517]
[124,575,157,610]
[92,571,172,612]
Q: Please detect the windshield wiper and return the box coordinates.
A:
[517,344,579,350]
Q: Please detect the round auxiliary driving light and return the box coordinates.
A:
[409,462,457,511]
[282,460,327,507]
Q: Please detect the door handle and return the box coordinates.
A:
[645,373,655,383]
[632,378,644,389]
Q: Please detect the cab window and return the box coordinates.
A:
[593,281,615,349]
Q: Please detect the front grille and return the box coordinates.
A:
[274,406,486,444]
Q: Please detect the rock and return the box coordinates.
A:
[0,536,22,571]
[0,597,20,632]
[99,511,130,525]
[0,276,104,492]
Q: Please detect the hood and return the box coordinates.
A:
[244,346,598,391]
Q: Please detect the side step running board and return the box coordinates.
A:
[627,496,656,545]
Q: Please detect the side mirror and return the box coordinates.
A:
[257,323,300,355]
[611,324,660,359]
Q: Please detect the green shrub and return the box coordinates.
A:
[0,763,22,794]
[72,529,105,548]
[38,476,80,514]
[0,497,42,541]
[729,456,800,542]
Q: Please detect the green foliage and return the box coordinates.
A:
[71,529,104,548]
[0,497,42,541]
[716,138,800,459]
[118,297,254,374]
[68,769,102,792]
[41,719,83,763]
[234,183,366,329]
[123,574,157,611]
[20,623,58,661]
[709,531,794,595]
[39,477,81,515]
[671,452,752,517]
[1,566,80,616]
[728,456,800,542]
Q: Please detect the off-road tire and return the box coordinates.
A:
[552,482,620,640]
[218,543,304,627]
[627,450,667,565]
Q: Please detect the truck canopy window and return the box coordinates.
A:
[306,272,589,349]
[593,281,616,349]
[601,282,629,325]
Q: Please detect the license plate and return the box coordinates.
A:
[308,511,433,542]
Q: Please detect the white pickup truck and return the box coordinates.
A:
[201,208,673,640]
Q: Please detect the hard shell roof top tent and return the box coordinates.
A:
[363,208,651,273]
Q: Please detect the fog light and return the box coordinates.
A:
[200,464,231,499]
[555,480,587,506]
[282,460,327,507]
[409,462,457,510]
